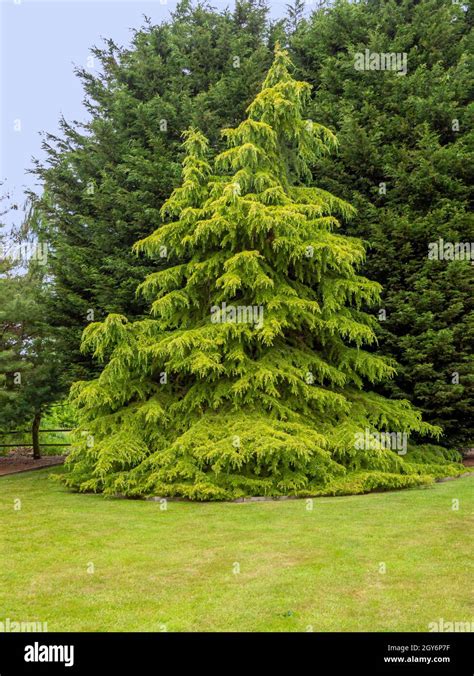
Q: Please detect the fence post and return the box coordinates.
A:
[32,412,42,460]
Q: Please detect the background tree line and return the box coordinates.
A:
[1,0,472,453]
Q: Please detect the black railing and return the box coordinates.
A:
[0,430,72,448]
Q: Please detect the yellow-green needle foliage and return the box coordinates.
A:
[62,47,459,500]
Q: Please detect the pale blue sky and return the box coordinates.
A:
[0,0,294,229]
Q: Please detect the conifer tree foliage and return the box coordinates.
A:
[0,227,62,457]
[63,48,458,501]
[291,0,474,447]
[31,0,273,390]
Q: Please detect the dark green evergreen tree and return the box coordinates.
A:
[286,0,306,33]
[0,214,63,457]
[292,0,474,447]
[31,0,272,390]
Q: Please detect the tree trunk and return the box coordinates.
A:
[32,411,41,460]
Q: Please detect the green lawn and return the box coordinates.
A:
[0,468,472,632]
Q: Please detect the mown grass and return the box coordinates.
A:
[0,468,472,632]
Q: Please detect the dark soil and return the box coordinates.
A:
[0,447,66,476]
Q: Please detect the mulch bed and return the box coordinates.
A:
[0,448,66,476]
[462,448,474,468]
